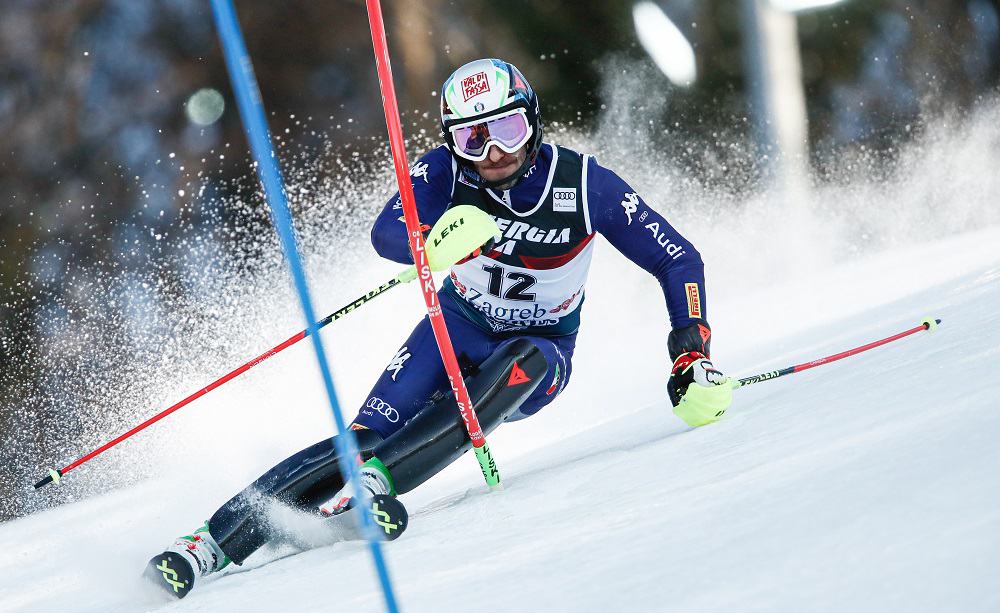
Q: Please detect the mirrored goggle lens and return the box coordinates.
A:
[450,112,531,160]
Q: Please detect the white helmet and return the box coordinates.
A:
[440,59,542,188]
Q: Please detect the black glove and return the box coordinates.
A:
[455,235,497,265]
[666,321,731,426]
[668,320,711,359]
[667,320,713,407]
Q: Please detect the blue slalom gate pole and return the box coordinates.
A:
[208,2,400,611]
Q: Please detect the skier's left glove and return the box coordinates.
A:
[668,351,732,427]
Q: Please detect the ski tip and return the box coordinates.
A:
[921,317,941,331]
[143,551,196,599]
[33,468,62,490]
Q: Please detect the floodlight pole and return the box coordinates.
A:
[741,0,811,200]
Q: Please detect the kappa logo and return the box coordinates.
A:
[552,187,577,212]
[410,161,429,184]
[385,346,410,381]
[621,192,639,224]
[461,71,490,101]
[365,397,400,423]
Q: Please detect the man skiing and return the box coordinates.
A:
[145,58,732,598]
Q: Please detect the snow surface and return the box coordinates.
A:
[3,213,999,612]
[6,90,1000,611]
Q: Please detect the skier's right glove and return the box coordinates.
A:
[668,352,732,427]
[667,321,731,427]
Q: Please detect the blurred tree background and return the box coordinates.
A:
[0,0,997,517]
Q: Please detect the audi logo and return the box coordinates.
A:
[366,397,399,423]
[553,191,576,200]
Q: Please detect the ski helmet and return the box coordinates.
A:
[440,59,542,189]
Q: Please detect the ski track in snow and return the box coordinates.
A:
[3,224,1000,612]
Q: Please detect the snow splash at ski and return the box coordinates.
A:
[3,60,999,525]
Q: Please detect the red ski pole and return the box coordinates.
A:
[732,317,941,389]
[32,198,493,489]
[365,0,500,487]
[32,270,415,489]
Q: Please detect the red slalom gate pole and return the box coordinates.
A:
[365,0,500,487]
[732,317,942,389]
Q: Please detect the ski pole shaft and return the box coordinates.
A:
[33,268,416,489]
[732,317,941,390]
[365,0,500,488]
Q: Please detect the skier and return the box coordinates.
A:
[145,58,733,598]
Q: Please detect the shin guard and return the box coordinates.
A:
[374,338,549,494]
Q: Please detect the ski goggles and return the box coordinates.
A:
[448,108,533,162]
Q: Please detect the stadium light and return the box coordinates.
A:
[769,0,848,13]
[632,1,697,87]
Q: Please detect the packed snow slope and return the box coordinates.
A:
[2,213,999,611]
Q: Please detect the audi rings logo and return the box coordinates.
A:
[552,187,577,212]
[366,397,399,423]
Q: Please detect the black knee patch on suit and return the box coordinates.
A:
[374,338,549,495]
[209,428,382,564]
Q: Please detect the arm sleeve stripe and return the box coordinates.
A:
[581,154,593,235]
[449,154,458,199]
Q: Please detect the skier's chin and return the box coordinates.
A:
[480,164,518,185]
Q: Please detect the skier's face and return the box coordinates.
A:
[473,144,527,184]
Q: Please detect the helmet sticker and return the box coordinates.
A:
[461,71,491,101]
